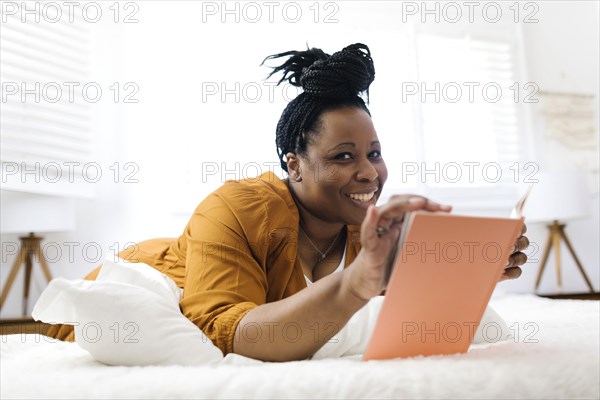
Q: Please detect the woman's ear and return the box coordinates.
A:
[285,152,302,182]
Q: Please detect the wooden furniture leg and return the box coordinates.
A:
[534,230,553,291]
[0,233,54,316]
[0,247,26,311]
[559,225,595,292]
[535,221,595,294]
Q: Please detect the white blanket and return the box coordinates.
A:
[2,292,599,399]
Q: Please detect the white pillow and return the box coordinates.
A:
[32,257,223,366]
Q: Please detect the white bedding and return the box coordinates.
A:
[2,292,599,399]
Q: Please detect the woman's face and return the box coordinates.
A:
[289,107,388,226]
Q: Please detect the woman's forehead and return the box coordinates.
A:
[314,108,377,146]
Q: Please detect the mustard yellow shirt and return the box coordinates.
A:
[47,171,363,355]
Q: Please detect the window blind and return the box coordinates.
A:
[0,6,93,197]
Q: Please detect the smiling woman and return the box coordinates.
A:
[44,43,529,362]
[286,108,385,221]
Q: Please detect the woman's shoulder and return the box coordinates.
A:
[214,171,292,206]
[194,171,298,229]
[220,171,288,195]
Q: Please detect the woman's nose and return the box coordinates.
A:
[356,158,378,181]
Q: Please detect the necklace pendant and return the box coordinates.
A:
[299,225,343,265]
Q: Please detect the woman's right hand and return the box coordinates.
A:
[345,195,452,301]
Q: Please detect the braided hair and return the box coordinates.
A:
[262,43,375,173]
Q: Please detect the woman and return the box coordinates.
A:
[46,43,529,362]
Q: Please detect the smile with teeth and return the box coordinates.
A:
[346,191,376,202]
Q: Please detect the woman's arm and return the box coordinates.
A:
[233,262,368,361]
[234,196,451,361]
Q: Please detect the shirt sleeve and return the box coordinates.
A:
[179,187,269,355]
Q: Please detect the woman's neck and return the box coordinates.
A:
[284,178,345,243]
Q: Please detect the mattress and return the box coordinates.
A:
[1,293,599,399]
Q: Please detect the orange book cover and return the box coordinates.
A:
[363,202,527,360]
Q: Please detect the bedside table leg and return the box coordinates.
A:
[0,248,26,311]
[535,232,553,291]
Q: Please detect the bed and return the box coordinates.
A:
[2,291,598,399]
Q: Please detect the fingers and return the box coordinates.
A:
[370,196,452,239]
[421,198,452,213]
[360,206,402,243]
[362,203,404,243]
[502,252,525,282]
[500,225,528,283]
[376,196,424,217]
[502,266,522,280]
[388,195,452,213]
[510,235,530,253]
[506,251,528,268]
[377,196,452,221]
[361,204,382,243]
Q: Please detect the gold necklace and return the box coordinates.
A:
[299,226,342,261]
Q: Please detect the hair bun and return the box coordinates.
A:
[263,43,375,100]
[300,43,375,99]
[262,47,329,87]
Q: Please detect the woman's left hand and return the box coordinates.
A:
[499,223,529,282]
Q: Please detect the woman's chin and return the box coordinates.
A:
[346,210,368,225]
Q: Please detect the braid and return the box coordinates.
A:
[263,43,375,172]
[301,43,374,101]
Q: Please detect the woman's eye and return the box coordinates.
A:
[370,150,382,158]
[335,152,353,160]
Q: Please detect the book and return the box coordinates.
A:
[363,186,531,360]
